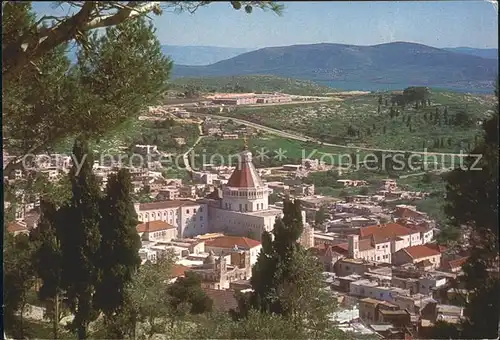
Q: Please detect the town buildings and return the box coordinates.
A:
[211,93,292,105]
[135,146,314,246]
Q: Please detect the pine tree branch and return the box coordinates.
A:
[81,2,161,30]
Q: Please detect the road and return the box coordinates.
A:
[194,113,471,157]
[183,136,205,172]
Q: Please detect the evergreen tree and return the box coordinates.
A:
[4,233,37,339]
[59,137,103,339]
[94,169,142,320]
[385,99,388,106]
[166,272,213,315]
[443,82,499,338]
[378,95,383,105]
[240,199,337,334]
[2,3,172,177]
[424,112,427,120]
[31,200,64,339]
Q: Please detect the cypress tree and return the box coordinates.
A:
[94,169,142,321]
[59,137,102,339]
[31,200,63,339]
[241,199,336,332]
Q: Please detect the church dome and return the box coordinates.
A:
[226,149,264,188]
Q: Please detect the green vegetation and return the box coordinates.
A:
[54,119,200,156]
[218,90,493,153]
[236,199,345,338]
[433,83,499,339]
[171,75,335,95]
[192,135,375,169]
[2,3,171,176]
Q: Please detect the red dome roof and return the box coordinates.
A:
[226,151,264,188]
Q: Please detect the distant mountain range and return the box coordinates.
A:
[442,47,498,60]
[171,42,498,92]
[67,45,254,66]
[66,42,497,92]
[160,45,254,66]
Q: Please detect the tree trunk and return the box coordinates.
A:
[53,293,59,339]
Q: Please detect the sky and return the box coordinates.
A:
[33,1,498,49]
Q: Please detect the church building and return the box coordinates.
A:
[135,144,314,248]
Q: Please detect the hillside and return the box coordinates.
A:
[172,42,498,91]
[170,75,335,95]
[215,90,496,153]
[160,45,253,65]
[443,47,498,60]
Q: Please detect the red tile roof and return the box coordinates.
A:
[136,220,176,233]
[205,236,261,250]
[394,207,425,219]
[403,244,441,260]
[171,264,189,278]
[138,200,200,211]
[444,256,468,270]
[360,223,417,241]
[226,151,264,188]
[330,243,349,255]
[426,243,448,253]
